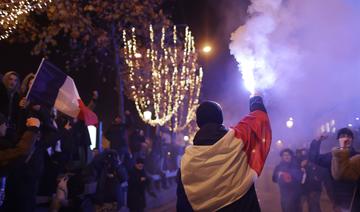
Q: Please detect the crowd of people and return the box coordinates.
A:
[174,94,359,212]
[0,71,181,212]
[273,128,360,212]
[0,69,359,212]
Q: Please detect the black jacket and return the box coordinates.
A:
[0,83,19,129]
[303,161,326,193]
[272,161,302,198]
[105,123,128,151]
[176,96,267,212]
[309,139,359,209]
[127,167,149,210]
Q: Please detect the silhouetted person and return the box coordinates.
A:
[273,148,302,212]
[127,157,149,212]
[0,71,20,130]
[177,94,271,211]
[309,128,359,211]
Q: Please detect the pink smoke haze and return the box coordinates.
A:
[228,0,360,147]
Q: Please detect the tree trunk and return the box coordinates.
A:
[171,117,176,144]
[112,23,125,120]
[171,131,176,144]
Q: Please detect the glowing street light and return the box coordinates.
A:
[144,110,152,122]
[286,117,294,128]
[202,45,212,54]
[184,135,189,142]
[356,117,360,121]
[143,110,152,137]
[348,123,353,127]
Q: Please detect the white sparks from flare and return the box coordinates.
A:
[229,0,282,94]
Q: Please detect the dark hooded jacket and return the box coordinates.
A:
[309,140,359,209]
[176,96,268,212]
[0,81,19,129]
[272,159,302,212]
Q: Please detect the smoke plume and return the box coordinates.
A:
[229,0,360,146]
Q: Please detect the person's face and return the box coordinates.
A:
[28,78,34,90]
[338,134,353,148]
[139,130,144,136]
[281,152,292,163]
[114,117,121,124]
[5,74,18,90]
[0,123,7,137]
[135,163,144,170]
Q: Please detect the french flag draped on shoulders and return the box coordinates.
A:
[180,96,272,211]
[26,59,98,126]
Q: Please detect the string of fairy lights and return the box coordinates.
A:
[170,67,202,132]
[169,27,200,132]
[0,0,51,40]
[122,25,203,132]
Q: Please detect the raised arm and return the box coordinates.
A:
[232,95,272,176]
[309,137,331,168]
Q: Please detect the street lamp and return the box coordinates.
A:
[144,110,152,121]
[286,117,294,128]
[144,110,152,137]
[202,45,212,54]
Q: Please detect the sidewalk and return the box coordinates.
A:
[119,181,177,212]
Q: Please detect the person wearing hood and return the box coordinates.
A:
[0,71,20,130]
[17,73,37,134]
[176,94,272,211]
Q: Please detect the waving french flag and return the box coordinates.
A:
[180,108,271,211]
[26,59,98,126]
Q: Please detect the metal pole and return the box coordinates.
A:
[97,121,103,152]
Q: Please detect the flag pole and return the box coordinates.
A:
[25,58,45,100]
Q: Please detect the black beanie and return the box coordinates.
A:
[136,157,145,164]
[337,128,354,139]
[196,101,223,128]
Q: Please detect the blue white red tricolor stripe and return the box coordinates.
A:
[26,59,98,126]
[180,110,271,211]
